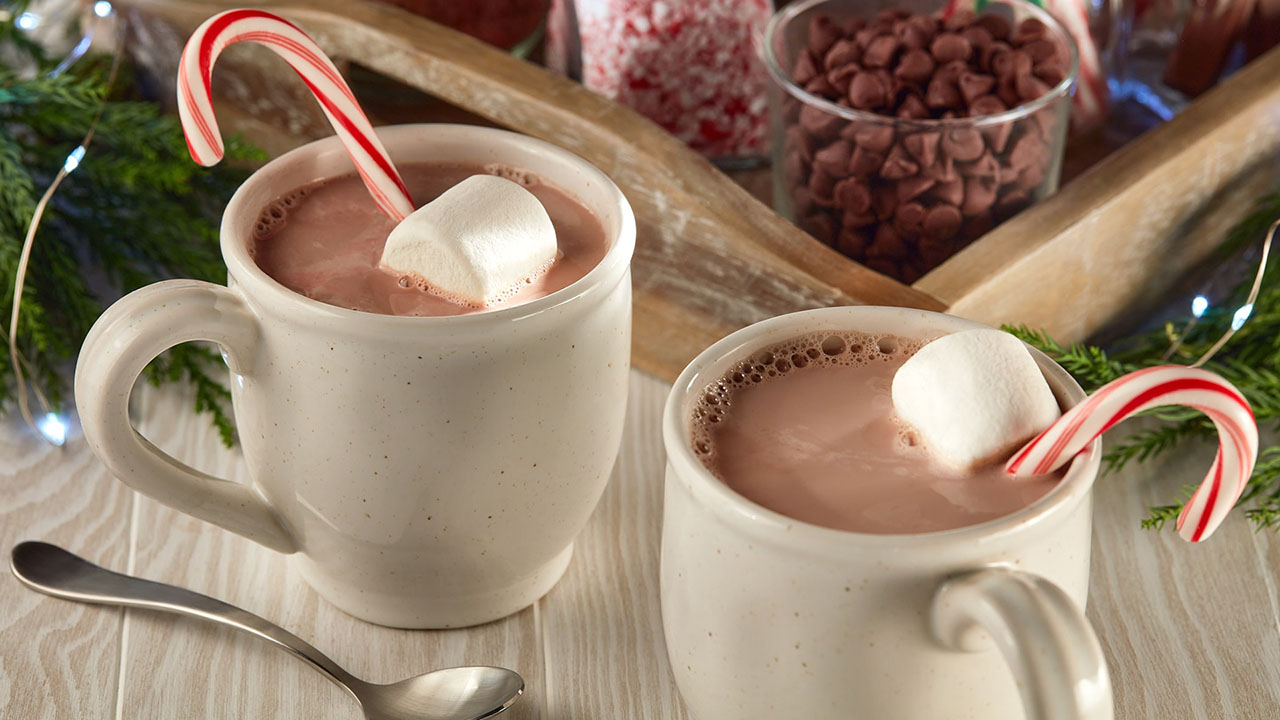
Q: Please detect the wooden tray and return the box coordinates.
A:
[118,0,1280,380]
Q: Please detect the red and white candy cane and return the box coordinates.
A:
[177,8,414,221]
[1007,366,1258,543]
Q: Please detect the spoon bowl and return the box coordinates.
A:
[10,541,523,720]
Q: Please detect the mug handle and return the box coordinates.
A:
[74,279,297,554]
[931,567,1113,720]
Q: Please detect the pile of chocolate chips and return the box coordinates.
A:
[781,8,1071,282]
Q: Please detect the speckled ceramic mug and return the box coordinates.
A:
[75,125,635,628]
[660,307,1113,720]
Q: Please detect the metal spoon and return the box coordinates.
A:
[10,541,523,720]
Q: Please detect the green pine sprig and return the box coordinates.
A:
[1,37,263,444]
[1006,191,1280,532]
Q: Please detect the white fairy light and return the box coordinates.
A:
[93,1,113,18]
[63,146,85,174]
[1231,304,1253,331]
[16,12,39,30]
[1191,295,1209,318]
[36,412,67,447]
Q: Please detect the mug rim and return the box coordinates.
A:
[220,124,636,328]
[662,306,1102,551]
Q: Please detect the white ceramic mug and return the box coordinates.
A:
[660,307,1112,720]
[75,125,635,628]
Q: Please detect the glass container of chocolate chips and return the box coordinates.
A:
[763,0,1078,283]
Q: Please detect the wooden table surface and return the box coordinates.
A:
[2,372,1279,719]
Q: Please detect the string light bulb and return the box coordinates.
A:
[93,1,113,18]
[36,412,67,447]
[16,12,39,30]
[1191,295,1209,318]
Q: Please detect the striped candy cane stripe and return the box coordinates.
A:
[1007,366,1258,543]
[177,9,414,221]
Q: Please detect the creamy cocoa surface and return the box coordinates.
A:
[691,331,1062,535]
[250,163,608,316]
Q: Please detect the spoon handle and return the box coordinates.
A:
[10,541,363,696]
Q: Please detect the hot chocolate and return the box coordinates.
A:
[250,163,608,316]
[690,330,1062,534]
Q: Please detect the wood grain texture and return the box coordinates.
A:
[0,416,131,719]
[4,375,1280,718]
[119,383,542,720]
[1087,425,1280,720]
[538,372,689,720]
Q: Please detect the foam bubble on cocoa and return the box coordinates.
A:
[689,330,925,466]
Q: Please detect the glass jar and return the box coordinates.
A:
[764,0,1078,283]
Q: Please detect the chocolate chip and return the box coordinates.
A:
[924,204,963,240]
[849,71,889,109]
[944,9,977,31]
[825,39,862,70]
[783,150,809,183]
[799,104,843,138]
[997,75,1021,107]
[961,26,994,50]
[881,145,920,179]
[979,119,1013,153]
[871,184,899,220]
[808,16,843,57]
[842,208,877,227]
[931,33,973,63]
[848,146,886,176]
[894,48,936,83]
[896,93,930,119]
[809,168,838,207]
[968,94,1007,116]
[924,156,958,182]
[941,128,985,162]
[897,175,936,202]
[813,139,853,176]
[1012,18,1048,44]
[935,60,970,84]
[958,151,1000,179]
[863,35,903,68]
[853,124,896,152]
[827,63,860,95]
[784,125,815,159]
[931,178,965,206]
[868,223,908,258]
[996,188,1031,215]
[903,131,940,166]
[925,76,962,109]
[961,176,998,215]
[837,226,870,256]
[1009,132,1047,169]
[843,16,868,35]
[896,21,931,50]
[1015,72,1050,101]
[974,14,1011,41]
[894,202,927,233]
[801,212,837,244]
[793,51,819,85]
[982,42,1012,73]
[1034,60,1067,87]
[958,72,996,103]
[834,177,872,213]
[805,74,839,99]
[1023,38,1058,64]
[1015,162,1047,191]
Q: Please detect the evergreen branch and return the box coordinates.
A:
[1014,193,1280,534]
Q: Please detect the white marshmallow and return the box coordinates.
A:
[380,174,557,307]
[891,329,1061,471]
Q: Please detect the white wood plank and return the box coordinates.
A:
[538,372,690,720]
[1088,428,1280,719]
[119,382,542,719]
[0,413,132,719]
